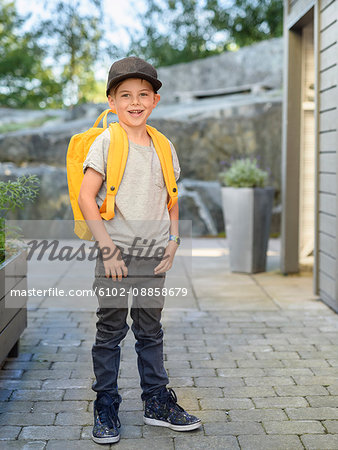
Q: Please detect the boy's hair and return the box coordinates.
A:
[106,56,162,97]
[108,78,158,98]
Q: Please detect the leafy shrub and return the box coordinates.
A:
[219,157,268,188]
[0,175,40,263]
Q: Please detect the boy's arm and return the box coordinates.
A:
[168,198,179,237]
[78,167,117,250]
[154,199,179,275]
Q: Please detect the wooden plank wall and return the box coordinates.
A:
[318,0,337,309]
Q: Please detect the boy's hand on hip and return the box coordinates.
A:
[154,241,178,274]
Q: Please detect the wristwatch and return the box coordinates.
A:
[169,234,181,245]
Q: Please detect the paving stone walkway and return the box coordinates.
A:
[1,238,338,449]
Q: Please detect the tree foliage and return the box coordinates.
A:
[40,0,116,105]
[207,0,283,48]
[126,0,227,67]
[0,0,62,108]
[0,0,119,108]
[127,0,283,66]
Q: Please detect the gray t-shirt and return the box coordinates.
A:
[83,128,180,256]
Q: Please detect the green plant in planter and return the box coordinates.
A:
[0,175,40,264]
[219,157,268,188]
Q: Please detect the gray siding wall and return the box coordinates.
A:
[285,0,338,309]
[318,0,337,308]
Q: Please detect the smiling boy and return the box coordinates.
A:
[78,57,201,445]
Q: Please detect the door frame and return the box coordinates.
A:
[281,4,319,294]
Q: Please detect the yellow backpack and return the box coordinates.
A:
[66,109,178,240]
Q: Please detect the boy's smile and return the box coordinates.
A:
[128,109,144,118]
[129,109,143,113]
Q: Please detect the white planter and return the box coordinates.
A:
[221,187,274,273]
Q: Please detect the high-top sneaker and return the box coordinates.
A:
[92,392,121,444]
[143,387,201,431]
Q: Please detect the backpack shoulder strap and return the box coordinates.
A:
[93,108,116,128]
[146,125,178,211]
[99,122,129,220]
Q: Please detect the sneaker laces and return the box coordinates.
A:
[97,401,121,429]
[158,387,185,412]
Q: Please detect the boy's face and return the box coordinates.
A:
[107,78,160,129]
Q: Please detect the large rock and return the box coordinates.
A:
[158,37,283,103]
[149,97,282,203]
[0,118,93,166]
[178,179,224,236]
[0,107,65,127]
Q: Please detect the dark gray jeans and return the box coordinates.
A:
[91,248,169,401]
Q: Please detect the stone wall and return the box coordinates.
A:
[157,38,283,103]
[149,98,282,193]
